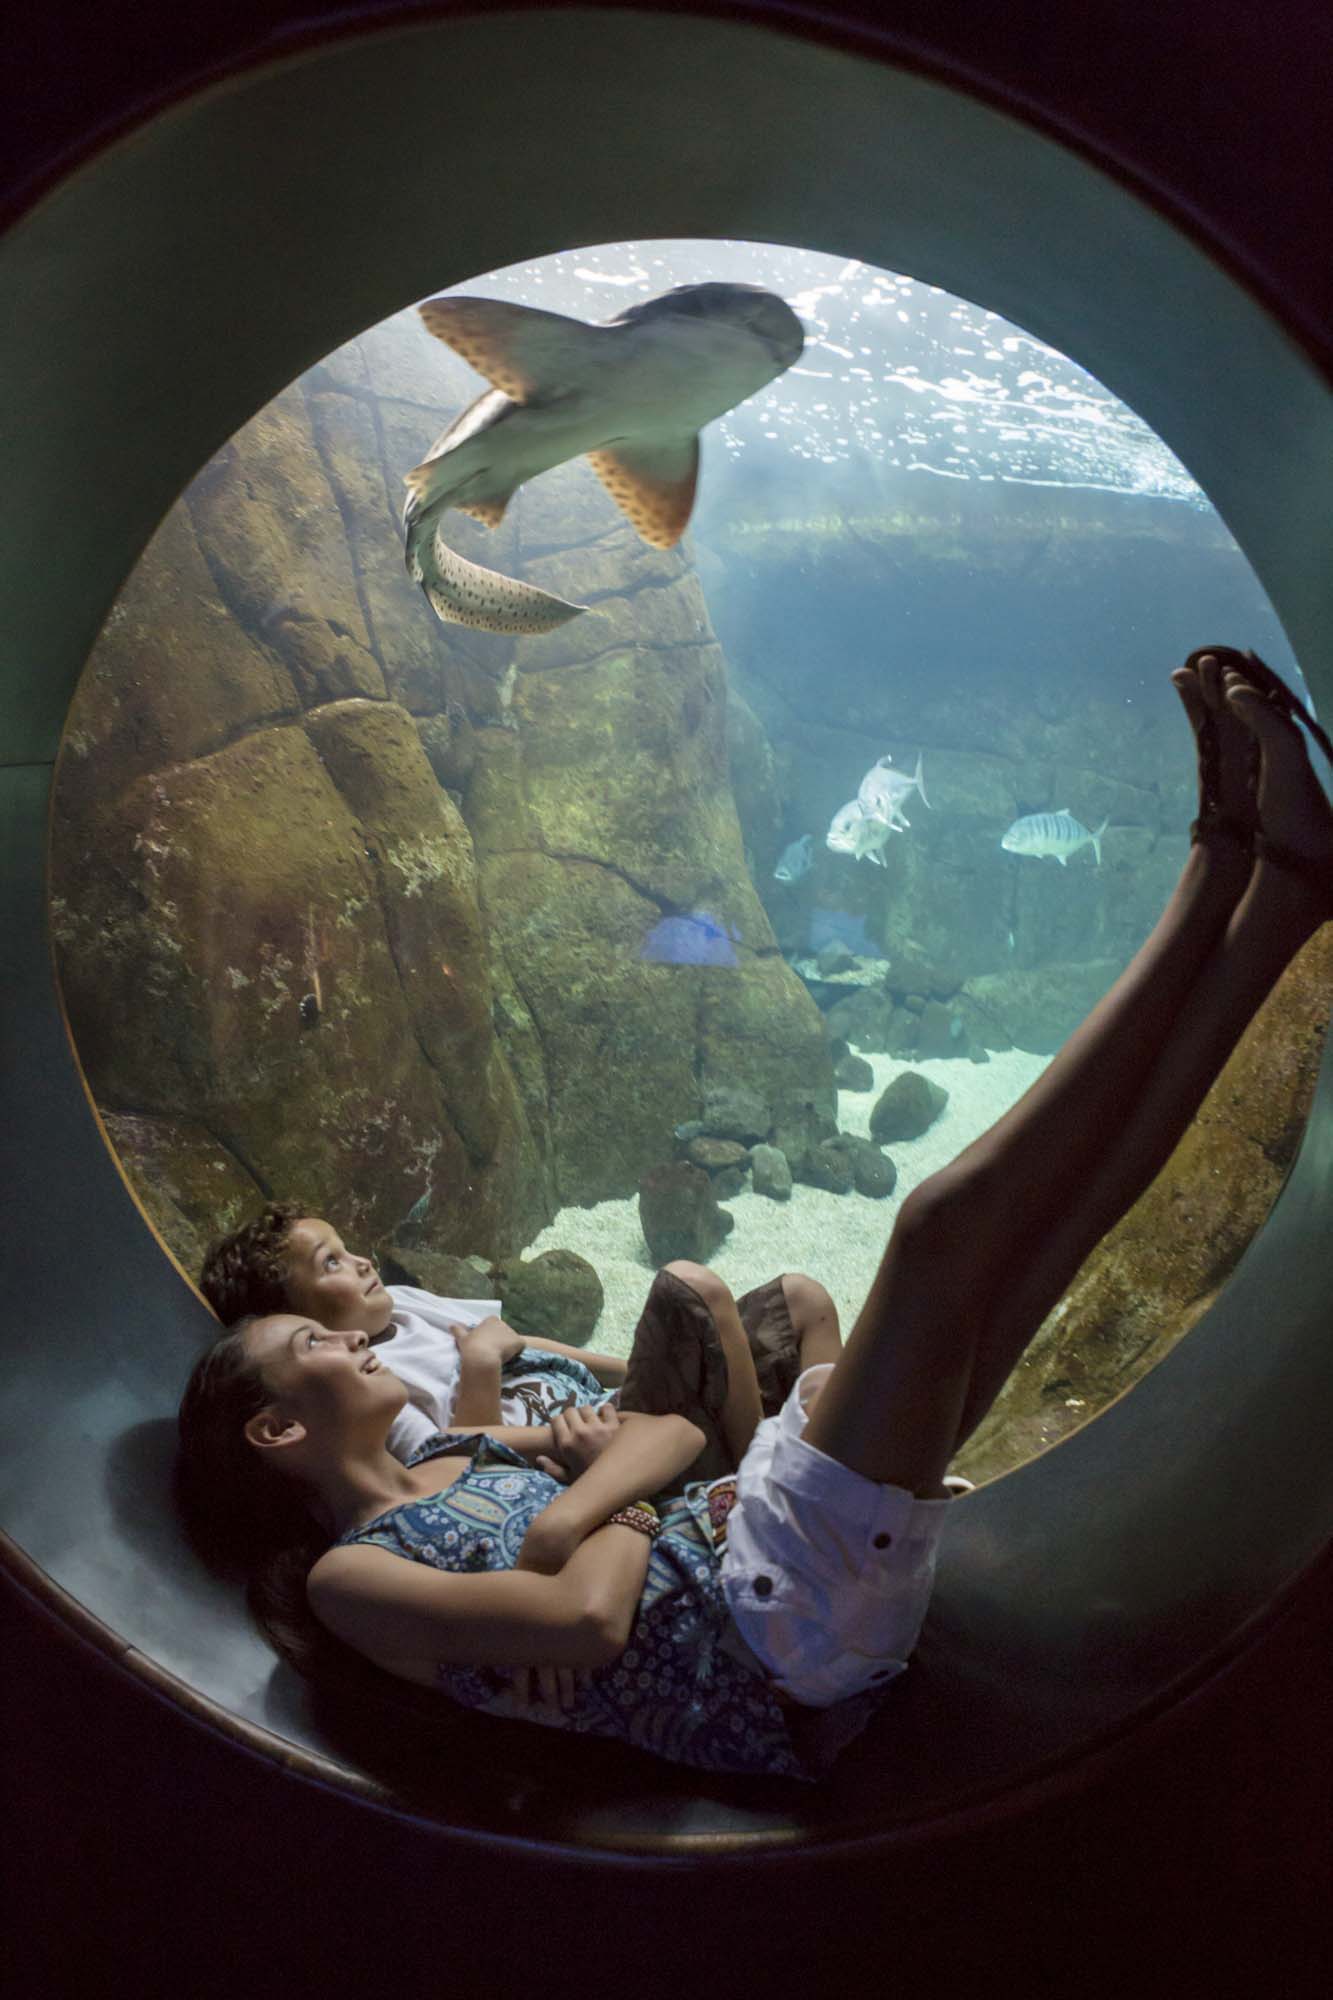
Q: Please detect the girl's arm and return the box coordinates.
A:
[518,1413,706,1577]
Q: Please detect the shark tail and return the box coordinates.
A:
[417,521,588,635]
[1092,817,1110,865]
[913,750,930,808]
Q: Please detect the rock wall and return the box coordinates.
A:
[50,313,829,1271]
[953,923,1333,1483]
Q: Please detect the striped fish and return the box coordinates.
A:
[1001,809,1109,866]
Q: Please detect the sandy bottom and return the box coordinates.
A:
[526,1047,1051,1353]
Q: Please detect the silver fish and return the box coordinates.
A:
[826,799,895,866]
[774,833,815,882]
[857,750,930,830]
[404,282,805,633]
[1001,809,1109,866]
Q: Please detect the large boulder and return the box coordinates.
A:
[492,1249,605,1348]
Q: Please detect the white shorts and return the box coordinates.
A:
[718,1364,953,1708]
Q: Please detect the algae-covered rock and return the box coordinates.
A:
[700,1083,772,1144]
[845,1136,898,1199]
[50,721,546,1258]
[770,1086,839,1175]
[101,1112,264,1284]
[492,1249,604,1347]
[750,1144,793,1202]
[869,1072,949,1142]
[953,924,1333,1484]
[957,960,1120,1055]
[797,1138,856,1195]
[380,1248,497,1300]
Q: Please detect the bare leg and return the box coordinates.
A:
[779,1272,843,1375]
[803,657,1332,1494]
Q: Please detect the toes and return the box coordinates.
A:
[1170,667,1206,728]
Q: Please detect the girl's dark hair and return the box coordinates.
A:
[198,1201,310,1327]
[174,1319,344,1680]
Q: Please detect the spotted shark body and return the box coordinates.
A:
[403,282,805,634]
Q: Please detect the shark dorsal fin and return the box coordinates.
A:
[586,437,700,548]
[417,295,601,402]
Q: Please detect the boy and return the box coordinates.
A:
[199,1203,626,1462]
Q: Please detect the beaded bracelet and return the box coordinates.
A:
[605,1500,661,1541]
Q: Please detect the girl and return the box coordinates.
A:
[176,649,1333,1783]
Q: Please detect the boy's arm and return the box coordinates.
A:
[450,1346,504,1426]
[509,1333,628,1389]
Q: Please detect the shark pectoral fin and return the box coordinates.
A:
[416,295,600,401]
[455,499,511,529]
[586,437,700,548]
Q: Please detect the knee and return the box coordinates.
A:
[662,1261,734,1315]
[894,1163,994,1253]
[779,1271,835,1329]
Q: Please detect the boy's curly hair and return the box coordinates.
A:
[199,1201,310,1325]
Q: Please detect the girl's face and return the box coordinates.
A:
[281,1218,394,1337]
[243,1313,406,1434]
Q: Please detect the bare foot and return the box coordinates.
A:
[1170,650,1258,842]
[1223,664,1333,902]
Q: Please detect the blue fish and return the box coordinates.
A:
[774,833,815,882]
[641,910,739,967]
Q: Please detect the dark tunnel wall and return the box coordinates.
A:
[2,0,1328,1992]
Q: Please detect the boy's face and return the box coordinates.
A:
[281,1218,395,1338]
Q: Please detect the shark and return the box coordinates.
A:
[401,282,805,633]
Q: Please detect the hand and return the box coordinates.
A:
[500,1665,593,1714]
[535,1402,623,1482]
[451,1316,526,1366]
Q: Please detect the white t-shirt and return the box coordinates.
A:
[379,1284,612,1461]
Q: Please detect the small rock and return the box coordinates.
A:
[968,1045,991,1065]
[770,1087,839,1174]
[834,1051,875,1092]
[639,1161,734,1264]
[844,1137,897,1199]
[701,1083,771,1144]
[915,999,957,1059]
[816,941,857,977]
[902,993,926,1014]
[827,1033,851,1065]
[492,1248,604,1347]
[884,1008,920,1058]
[685,1136,749,1173]
[750,1143,793,1202]
[711,1165,748,1199]
[869,1072,950,1142]
[798,1138,856,1195]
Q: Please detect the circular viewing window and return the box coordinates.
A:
[49,237,1327,1486]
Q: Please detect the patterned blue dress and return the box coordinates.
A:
[336,1429,819,1782]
